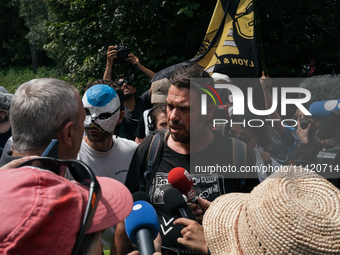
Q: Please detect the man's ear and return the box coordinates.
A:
[133,87,137,94]
[117,110,125,125]
[60,121,74,148]
[206,103,216,121]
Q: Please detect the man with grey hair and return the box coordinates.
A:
[0,78,85,166]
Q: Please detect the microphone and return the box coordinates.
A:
[125,201,159,255]
[168,167,204,210]
[163,187,189,219]
[132,191,151,203]
[168,167,197,203]
[309,100,340,121]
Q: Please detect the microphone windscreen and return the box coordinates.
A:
[163,187,187,216]
[132,191,151,203]
[168,167,193,194]
[309,100,340,121]
[125,201,159,244]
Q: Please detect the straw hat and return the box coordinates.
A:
[203,166,340,254]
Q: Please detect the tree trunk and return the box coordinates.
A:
[30,43,39,70]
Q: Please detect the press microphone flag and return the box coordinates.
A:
[168,167,197,203]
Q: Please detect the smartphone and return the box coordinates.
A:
[41,139,59,158]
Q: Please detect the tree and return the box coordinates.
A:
[0,0,31,68]
[257,0,340,76]
[43,0,215,89]
[19,0,50,70]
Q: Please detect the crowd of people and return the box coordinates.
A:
[1,45,340,255]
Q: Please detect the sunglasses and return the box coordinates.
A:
[117,79,133,86]
[228,131,255,145]
[16,157,102,255]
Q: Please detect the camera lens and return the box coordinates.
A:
[117,49,128,62]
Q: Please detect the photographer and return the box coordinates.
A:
[104,45,155,80]
[103,46,155,140]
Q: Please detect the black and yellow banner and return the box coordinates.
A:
[197,0,258,77]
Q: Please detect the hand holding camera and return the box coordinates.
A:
[296,118,315,143]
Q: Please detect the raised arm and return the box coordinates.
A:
[103,46,117,80]
[260,72,286,136]
[127,54,155,79]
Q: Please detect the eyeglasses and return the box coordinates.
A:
[16,157,101,255]
[117,79,133,86]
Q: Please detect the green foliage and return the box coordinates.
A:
[1,0,340,85]
[42,0,214,92]
[0,0,31,68]
[257,0,340,76]
[0,66,64,93]
[19,0,49,48]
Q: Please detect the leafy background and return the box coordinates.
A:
[1,0,339,95]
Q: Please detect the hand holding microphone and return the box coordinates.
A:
[189,198,211,224]
[164,187,209,254]
[125,199,159,255]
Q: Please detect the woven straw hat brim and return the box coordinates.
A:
[237,169,340,254]
[203,193,248,255]
[203,167,340,255]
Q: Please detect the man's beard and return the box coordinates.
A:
[0,115,9,124]
[168,121,190,144]
[124,93,134,101]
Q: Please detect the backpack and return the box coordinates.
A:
[140,132,251,192]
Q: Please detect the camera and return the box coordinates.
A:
[299,118,312,130]
[113,45,131,64]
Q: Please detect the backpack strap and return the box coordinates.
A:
[139,131,168,193]
[231,137,248,189]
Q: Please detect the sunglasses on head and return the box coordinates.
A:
[117,79,133,86]
[16,157,101,255]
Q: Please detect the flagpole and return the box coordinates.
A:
[254,0,268,76]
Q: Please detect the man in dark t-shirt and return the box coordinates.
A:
[113,63,258,255]
[114,87,152,140]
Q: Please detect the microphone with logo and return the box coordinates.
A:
[309,100,340,121]
[163,187,189,219]
[168,167,204,214]
[125,193,159,255]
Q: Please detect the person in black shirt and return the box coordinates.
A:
[103,46,155,140]
[114,63,257,255]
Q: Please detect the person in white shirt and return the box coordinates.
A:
[68,79,137,250]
